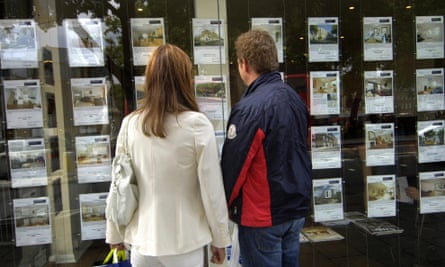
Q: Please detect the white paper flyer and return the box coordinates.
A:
[64,18,104,67]
[419,170,445,214]
[311,126,341,169]
[363,17,393,61]
[308,17,339,62]
[8,138,47,188]
[3,79,43,129]
[365,123,395,166]
[416,16,444,59]
[194,75,228,121]
[416,68,444,112]
[417,120,445,163]
[364,70,394,114]
[313,178,344,222]
[192,19,226,64]
[367,175,396,217]
[71,77,109,126]
[251,17,284,63]
[134,75,145,109]
[13,197,52,246]
[0,19,38,69]
[79,193,107,240]
[75,135,112,184]
[130,18,165,66]
[310,71,340,115]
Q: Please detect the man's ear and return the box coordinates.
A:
[239,58,249,72]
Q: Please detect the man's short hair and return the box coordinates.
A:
[235,30,279,74]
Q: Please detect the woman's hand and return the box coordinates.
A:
[109,243,125,250]
[210,245,226,264]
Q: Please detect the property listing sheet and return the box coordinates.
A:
[134,75,145,109]
[130,18,165,66]
[194,75,228,122]
[311,125,342,169]
[365,123,395,166]
[64,18,105,67]
[310,71,340,115]
[0,19,38,69]
[313,178,344,222]
[364,70,394,114]
[308,17,339,62]
[416,16,444,59]
[13,197,52,246]
[8,138,47,188]
[363,17,393,61]
[417,120,445,163]
[3,79,43,129]
[419,170,445,214]
[367,174,396,217]
[416,68,444,112]
[192,19,226,64]
[75,135,112,184]
[79,193,107,240]
[71,77,109,126]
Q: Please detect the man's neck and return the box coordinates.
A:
[245,73,260,86]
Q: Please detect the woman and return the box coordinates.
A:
[106,44,230,267]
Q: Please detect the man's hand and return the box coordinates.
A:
[406,186,420,201]
[210,245,226,264]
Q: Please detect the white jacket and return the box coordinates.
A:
[106,111,231,256]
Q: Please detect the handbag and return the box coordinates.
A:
[93,248,131,267]
[106,116,139,227]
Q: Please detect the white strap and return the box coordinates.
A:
[117,116,131,155]
[122,116,129,154]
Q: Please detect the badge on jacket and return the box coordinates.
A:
[228,124,237,139]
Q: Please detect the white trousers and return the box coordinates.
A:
[130,247,204,267]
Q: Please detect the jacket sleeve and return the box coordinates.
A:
[194,114,231,248]
[221,109,263,207]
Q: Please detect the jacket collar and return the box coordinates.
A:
[242,71,282,98]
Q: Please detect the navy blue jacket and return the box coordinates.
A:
[221,72,312,227]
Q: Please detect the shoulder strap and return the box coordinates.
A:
[122,116,129,154]
[116,115,131,155]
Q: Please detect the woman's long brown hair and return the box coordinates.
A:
[136,44,199,138]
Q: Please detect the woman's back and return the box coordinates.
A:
[123,111,227,256]
[106,44,230,266]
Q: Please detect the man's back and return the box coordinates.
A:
[221,71,312,227]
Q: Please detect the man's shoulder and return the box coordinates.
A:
[261,82,299,105]
[238,84,296,110]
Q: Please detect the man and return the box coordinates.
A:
[221,30,312,267]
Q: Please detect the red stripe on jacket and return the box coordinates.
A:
[228,129,272,227]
